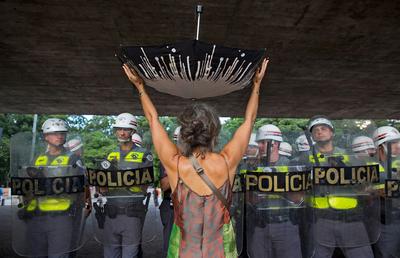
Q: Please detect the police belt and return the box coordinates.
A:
[106,194,146,205]
[19,203,79,219]
[105,203,146,218]
[315,208,364,222]
[255,209,290,224]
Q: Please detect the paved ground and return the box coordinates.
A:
[0,197,164,258]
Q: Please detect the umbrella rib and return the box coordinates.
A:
[186,56,193,81]
[195,61,201,80]
[178,55,188,81]
[161,56,174,80]
[228,59,246,84]
[140,48,156,79]
[234,62,253,84]
[155,57,168,80]
[211,57,224,82]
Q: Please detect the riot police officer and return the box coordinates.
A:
[132,133,143,147]
[100,113,153,258]
[351,136,376,159]
[255,124,290,167]
[64,137,83,157]
[247,124,302,258]
[307,116,376,258]
[292,134,312,164]
[13,118,87,258]
[278,141,293,160]
[373,126,400,258]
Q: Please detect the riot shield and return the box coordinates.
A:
[231,171,245,255]
[10,132,88,257]
[287,131,315,258]
[245,165,312,258]
[307,119,380,253]
[380,140,400,258]
[88,150,157,248]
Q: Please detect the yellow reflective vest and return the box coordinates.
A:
[27,154,72,212]
[35,155,70,166]
[308,152,358,210]
[107,149,147,193]
[241,166,289,174]
[107,151,144,163]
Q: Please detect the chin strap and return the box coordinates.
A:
[117,138,131,143]
[47,141,66,148]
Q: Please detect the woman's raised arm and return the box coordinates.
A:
[122,64,179,173]
[221,59,269,174]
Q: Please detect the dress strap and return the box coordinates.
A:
[176,155,182,180]
[221,153,230,184]
[174,155,182,199]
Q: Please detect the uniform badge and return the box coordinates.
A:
[101,160,111,169]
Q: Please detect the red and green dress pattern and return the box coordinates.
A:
[167,179,238,258]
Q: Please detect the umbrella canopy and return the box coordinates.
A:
[116,40,265,99]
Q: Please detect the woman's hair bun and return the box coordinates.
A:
[177,103,221,157]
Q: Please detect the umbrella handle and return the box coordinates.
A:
[195,5,203,40]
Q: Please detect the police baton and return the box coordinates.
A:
[386,141,393,224]
[387,142,392,180]
[265,140,271,167]
[303,127,320,167]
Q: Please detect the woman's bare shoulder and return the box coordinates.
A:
[180,153,226,174]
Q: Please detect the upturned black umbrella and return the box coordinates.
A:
[116,39,265,99]
[116,5,265,99]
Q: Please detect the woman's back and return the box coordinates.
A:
[167,154,237,258]
[169,153,233,195]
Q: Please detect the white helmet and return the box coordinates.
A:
[295,135,311,152]
[42,118,68,133]
[64,138,83,152]
[308,116,334,132]
[249,133,257,147]
[173,126,181,142]
[131,133,143,147]
[113,113,137,130]
[279,142,292,157]
[256,124,283,142]
[373,126,400,147]
[352,136,375,153]
[245,133,259,159]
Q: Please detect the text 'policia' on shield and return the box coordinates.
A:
[11,176,85,196]
[245,171,312,193]
[386,179,400,198]
[313,165,379,185]
[87,166,154,187]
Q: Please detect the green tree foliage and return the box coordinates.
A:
[84,115,115,136]
[81,131,117,168]
[1,113,400,186]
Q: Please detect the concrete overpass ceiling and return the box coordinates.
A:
[0,0,399,118]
